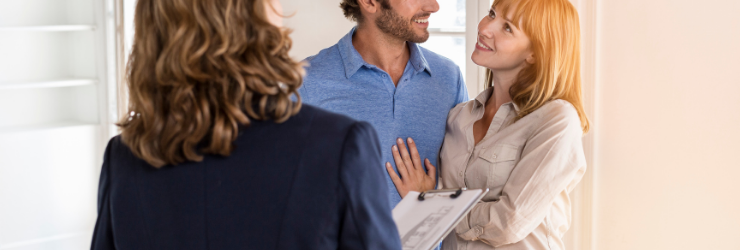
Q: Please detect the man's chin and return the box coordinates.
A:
[409,31,430,44]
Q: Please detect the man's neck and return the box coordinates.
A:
[352,24,410,85]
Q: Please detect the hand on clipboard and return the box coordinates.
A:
[392,188,489,250]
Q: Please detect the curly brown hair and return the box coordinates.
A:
[118,0,304,168]
[340,0,390,23]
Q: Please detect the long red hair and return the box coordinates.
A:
[487,0,590,133]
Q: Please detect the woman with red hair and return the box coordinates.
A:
[387,0,589,249]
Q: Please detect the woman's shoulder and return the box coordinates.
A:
[105,135,129,158]
[453,99,476,111]
[451,99,476,115]
[102,135,151,171]
[445,99,479,123]
[527,99,582,133]
[535,99,580,121]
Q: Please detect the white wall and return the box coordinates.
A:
[0,126,99,250]
[281,0,355,61]
[593,0,740,249]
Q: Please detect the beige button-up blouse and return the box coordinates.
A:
[439,89,586,250]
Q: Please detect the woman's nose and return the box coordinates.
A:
[478,20,495,38]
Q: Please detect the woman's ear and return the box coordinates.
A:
[525,53,535,64]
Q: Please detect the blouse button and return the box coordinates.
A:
[459,171,463,177]
[492,154,497,159]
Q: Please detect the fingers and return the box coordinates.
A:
[386,162,408,198]
[396,138,416,173]
[391,145,411,179]
[407,138,423,173]
[425,158,437,179]
[386,162,403,186]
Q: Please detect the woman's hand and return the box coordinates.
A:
[385,137,437,198]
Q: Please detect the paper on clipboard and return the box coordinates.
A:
[392,189,488,250]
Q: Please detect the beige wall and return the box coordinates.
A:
[594,0,740,249]
[281,0,355,61]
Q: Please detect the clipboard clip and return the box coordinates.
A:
[418,188,467,201]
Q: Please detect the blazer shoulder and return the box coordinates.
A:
[290,105,379,166]
[105,135,126,158]
[100,135,144,175]
[296,104,360,132]
[103,134,152,168]
[291,103,366,135]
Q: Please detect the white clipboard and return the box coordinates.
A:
[392,188,489,250]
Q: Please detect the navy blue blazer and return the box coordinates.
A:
[91,105,402,250]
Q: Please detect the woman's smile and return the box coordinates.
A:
[476,38,494,51]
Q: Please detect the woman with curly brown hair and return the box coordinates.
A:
[90,0,401,249]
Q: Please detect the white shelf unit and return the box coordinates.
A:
[0,85,100,129]
[0,0,101,130]
[0,30,97,83]
[0,25,96,32]
[0,0,116,249]
[0,78,97,90]
[0,0,94,27]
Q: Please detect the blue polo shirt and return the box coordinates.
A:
[299,27,469,207]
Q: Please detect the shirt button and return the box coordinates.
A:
[492,154,497,159]
[459,172,463,177]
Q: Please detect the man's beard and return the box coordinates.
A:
[375,6,430,43]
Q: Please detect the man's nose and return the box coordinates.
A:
[423,0,440,13]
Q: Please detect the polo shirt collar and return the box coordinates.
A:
[408,40,432,76]
[337,27,433,79]
[337,27,364,79]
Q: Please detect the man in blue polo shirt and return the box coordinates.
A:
[299,0,469,207]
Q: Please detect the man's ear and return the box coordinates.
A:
[357,0,380,16]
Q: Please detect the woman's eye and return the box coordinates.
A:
[505,23,512,32]
[488,9,496,18]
